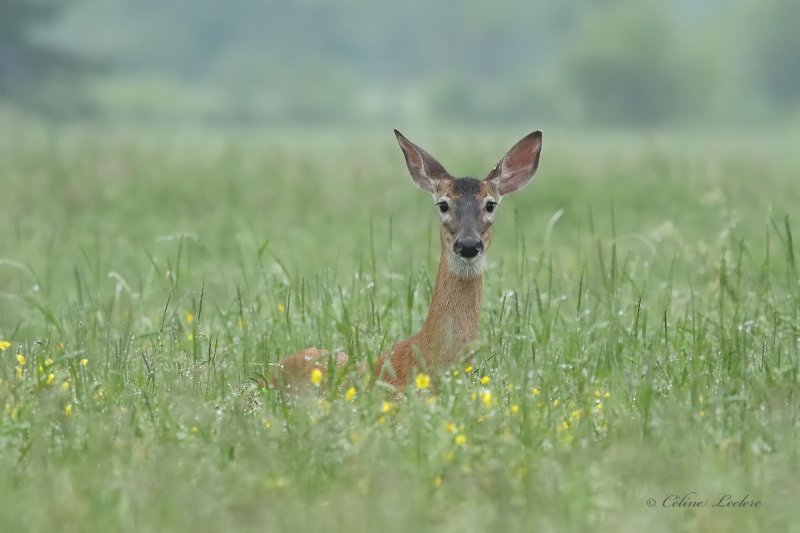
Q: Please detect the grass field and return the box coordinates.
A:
[0,123,799,532]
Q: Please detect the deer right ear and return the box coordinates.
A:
[485,131,542,196]
[394,130,450,193]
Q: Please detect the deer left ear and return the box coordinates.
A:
[485,131,542,196]
[394,129,451,194]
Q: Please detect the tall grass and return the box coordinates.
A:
[0,125,798,532]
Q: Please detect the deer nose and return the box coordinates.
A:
[454,238,484,258]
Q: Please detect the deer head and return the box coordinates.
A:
[394,129,542,278]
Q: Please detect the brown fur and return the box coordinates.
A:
[269,130,542,391]
[270,205,484,390]
[375,227,484,387]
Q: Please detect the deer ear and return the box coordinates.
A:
[485,131,542,196]
[394,129,450,193]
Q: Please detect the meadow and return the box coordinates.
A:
[0,124,798,532]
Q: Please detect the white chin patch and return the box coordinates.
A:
[447,253,485,278]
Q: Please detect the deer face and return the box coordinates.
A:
[394,130,543,278]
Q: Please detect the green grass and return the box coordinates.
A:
[1,124,799,532]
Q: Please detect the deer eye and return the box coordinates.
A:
[437,202,449,213]
[485,201,497,213]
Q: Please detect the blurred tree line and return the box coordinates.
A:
[2,0,799,127]
[0,0,91,116]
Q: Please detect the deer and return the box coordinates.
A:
[271,129,542,391]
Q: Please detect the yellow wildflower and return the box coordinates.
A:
[552,398,559,407]
[480,375,490,385]
[445,422,458,433]
[454,434,468,446]
[0,340,11,351]
[426,396,437,406]
[415,373,431,390]
[61,381,70,391]
[310,368,323,385]
[451,369,460,377]
[191,426,199,433]
[594,390,601,398]
[481,390,493,408]
[16,367,23,380]
[46,373,55,385]
[570,409,583,421]
[433,475,442,488]
[16,354,26,366]
[604,391,611,398]
[64,404,73,416]
[558,420,569,431]
[532,387,540,396]
[262,419,271,429]
[44,358,53,366]
[464,365,473,374]
[277,303,286,313]
[185,311,195,324]
[345,386,356,401]
[381,400,394,414]
[510,404,520,415]
[80,358,89,367]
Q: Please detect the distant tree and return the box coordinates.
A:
[0,0,90,113]
[562,0,709,127]
[746,0,800,111]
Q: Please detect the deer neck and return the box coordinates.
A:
[415,238,483,367]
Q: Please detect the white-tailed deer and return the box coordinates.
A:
[272,130,542,390]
